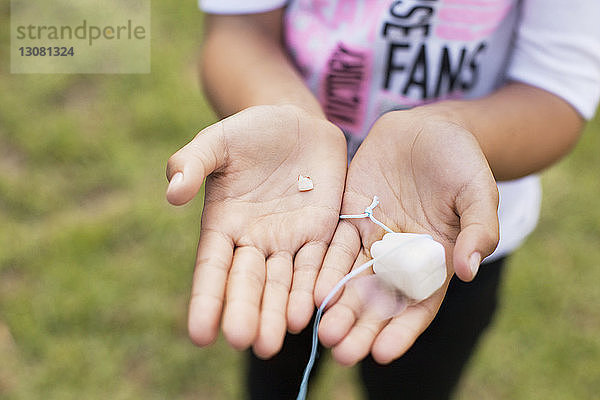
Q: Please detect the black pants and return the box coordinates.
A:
[247,258,506,399]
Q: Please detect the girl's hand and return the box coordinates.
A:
[314,109,499,365]
[166,105,347,358]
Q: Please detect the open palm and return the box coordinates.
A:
[166,105,347,358]
[315,111,500,365]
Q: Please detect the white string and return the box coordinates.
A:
[340,196,394,234]
[295,258,374,400]
[296,197,395,400]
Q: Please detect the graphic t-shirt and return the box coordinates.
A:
[284,1,521,155]
[199,0,600,260]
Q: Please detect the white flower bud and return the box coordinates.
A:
[370,233,446,302]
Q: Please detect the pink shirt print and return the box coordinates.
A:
[284,0,517,150]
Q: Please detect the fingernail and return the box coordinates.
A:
[469,252,481,279]
[168,172,184,192]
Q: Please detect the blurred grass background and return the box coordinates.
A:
[0,1,599,399]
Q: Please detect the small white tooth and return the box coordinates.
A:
[298,175,314,192]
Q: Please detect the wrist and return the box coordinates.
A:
[271,100,327,121]
[265,104,348,148]
[407,101,475,134]
[370,106,486,173]
[375,104,477,145]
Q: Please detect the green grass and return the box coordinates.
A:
[1,1,599,398]
[456,118,600,400]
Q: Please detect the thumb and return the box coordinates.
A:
[166,122,227,206]
[452,180,500,282]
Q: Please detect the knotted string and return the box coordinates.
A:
[296,197,395,400]
[339,196,394,234]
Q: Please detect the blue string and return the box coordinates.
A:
[295,258,375,400]
[296,197,394,400]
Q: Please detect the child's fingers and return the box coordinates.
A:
[317,252,370,348]
[287,241,328,333]
[330,317,386,367]
[166,122,227,206]
[370,291,445,364]
[222,246,266,350]
[253,251,293,359]
[314,220,361,306]
[327,284,446,366]
[188,230,235,347]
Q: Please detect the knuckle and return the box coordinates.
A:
[165,154,180,178]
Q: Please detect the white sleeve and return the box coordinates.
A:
[199,0,287,14]
[507,0,600,119]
